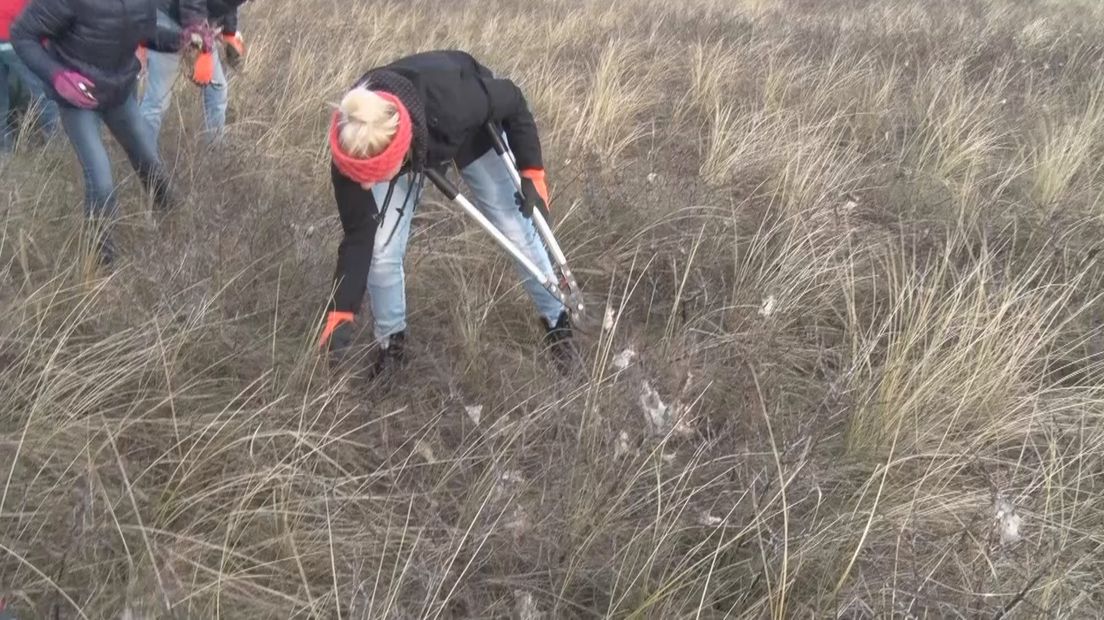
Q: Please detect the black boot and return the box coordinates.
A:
[152,180,176,219]
[97,234,116,268]
[86,218,116,269]
[139,166,175,218]
[369,331,407,380]
[543,312,581,370]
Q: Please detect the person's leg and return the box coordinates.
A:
[366,174,422,344]
[102,92,173,211]
[0,53,11,151]
[58,105,118,219]
[7,51,60,138]
[138,49,182,141]
[201,51,228,141]
[59,104,119,263]
[460,148,565,325]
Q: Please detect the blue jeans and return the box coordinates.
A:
[367,147,564,342]
[0,43,60,150]
[139,48,228,141]
[59,91,170,219]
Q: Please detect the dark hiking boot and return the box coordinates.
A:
[152,186,176,220]
[98,236,116,268]
[368,331,407,381]
[543,312,581,370]
[141,169,176,220]
[86,220,116,269]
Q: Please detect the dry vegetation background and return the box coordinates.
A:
[4,0,1104,616]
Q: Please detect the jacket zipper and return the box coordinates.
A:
[119,0,132,70]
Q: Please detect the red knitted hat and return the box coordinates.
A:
[329,91,412,186]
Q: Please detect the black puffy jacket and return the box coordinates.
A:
[326,51,546,316]
[158,0,203,28]
[205,0,245,33]
[12,0,179,109]
[356,50,544,172]
[159,0,246,33]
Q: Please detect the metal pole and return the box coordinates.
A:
[485,125,584,317]
[486,124,524,191]
[424,168,571,309]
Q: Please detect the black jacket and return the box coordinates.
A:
[12,0,179,109]
[327,50,546,316]
[159,0,245,32]
[206,0,245,33]
[158,0,203,28]
[361,50,544,172]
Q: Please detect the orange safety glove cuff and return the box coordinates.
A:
[222,32,245,56]
[191,51,215,85]
[319,311,355,349]
[520,168,549,205]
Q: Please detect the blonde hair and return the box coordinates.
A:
[338,88,400,157]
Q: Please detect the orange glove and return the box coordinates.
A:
[222,32,245,70]
[190,51,215,86]
[319,311,355,350]
[519,168,549,219]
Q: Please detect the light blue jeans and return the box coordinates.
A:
[139,48,228,142]
[367,147,564,342]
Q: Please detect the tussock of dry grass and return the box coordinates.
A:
[3,0,1104,617]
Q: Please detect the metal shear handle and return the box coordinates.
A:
[484,125,585,319]
[424,168,574,312]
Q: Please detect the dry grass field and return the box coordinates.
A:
[4,0,1104,616]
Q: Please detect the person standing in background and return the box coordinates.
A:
[11,0,181,265]
[140,0,248,143]
[0,0,58,151]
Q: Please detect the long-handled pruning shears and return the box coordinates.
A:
[423,123,585,322]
